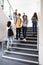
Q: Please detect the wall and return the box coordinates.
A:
[0,6,9,41]
[9,0,40,27]
[39,0,43,65]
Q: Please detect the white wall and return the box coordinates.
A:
[39,0,43,65]
[9,0,40,27]
[0,6,9,41]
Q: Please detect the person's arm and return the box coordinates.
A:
[14,20,16,25]
[14,18,17,25]
[31,17,34,20]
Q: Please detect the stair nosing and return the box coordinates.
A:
[13,40,37,43]
[2,55,38,64]
[9,47,38,51]
[21,37,37,39]
[12,43,37,46]
[4,50,38,57]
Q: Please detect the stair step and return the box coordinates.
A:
[13,40,37,44]
[12,43,37,49]
[13,41,37,44]
[20,32,37,34]
[4,50,38,57]
[16,45,37,49]
[2,55,38,64]
[20,37,37,39]
[20,38,37,41]
[4,53,38,61]
[12,43,37,46]
[21,34,37,37]
[5,49,38,55]
[9,47,38,51]
[13,40,37,43]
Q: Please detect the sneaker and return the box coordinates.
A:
[7,48,10,51]
[23,39,26,41]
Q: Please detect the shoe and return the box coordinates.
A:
[7,48,10,51]
[11,44,13,47]
[23,39,26,41]
[9,44,13,48]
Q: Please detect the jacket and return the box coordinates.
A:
[15,18,22,28]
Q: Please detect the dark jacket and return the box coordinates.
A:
[8,26,14,37]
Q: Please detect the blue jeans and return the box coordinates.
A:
[32,22,37,32]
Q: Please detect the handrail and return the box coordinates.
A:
[0,0,14,12]
[0,0,14,19]
[7,0,14,12]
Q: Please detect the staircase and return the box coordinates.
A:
[2,27,39,65]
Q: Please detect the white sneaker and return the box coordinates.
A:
[23,39,26,41]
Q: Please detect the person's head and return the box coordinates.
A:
[18,13,21,18]
[13,9,17,16]
[15,9,17,13]
[7,21,11,27]
[23,12,25,15]
[14,12,17,16]
[24,15,27,21]
[33,12,38,20]
[33,12,37,17]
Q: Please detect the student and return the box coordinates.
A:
[7,21,14,50]
[15,13,22,40]
[31,12,38,34]
[22,15,28,41]
[22,12,25,20]
[13,9,17,38]
[13,9,17,22]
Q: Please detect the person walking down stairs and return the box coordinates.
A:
[7,21,14,50]
[14,13,22,40]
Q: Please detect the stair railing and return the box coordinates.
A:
[0,0,14,20]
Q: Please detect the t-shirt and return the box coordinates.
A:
[22,21,28,27]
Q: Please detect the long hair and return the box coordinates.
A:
[23,15,28,21]
[33,12,38,20]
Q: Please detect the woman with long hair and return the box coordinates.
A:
[22,15,28,41]
[31,12,38,34]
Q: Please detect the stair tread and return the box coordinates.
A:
[12,44,37,49]
[9,46,38,51]
[4,50,38,57]
[13,39,37,42]
[2,55,38,64]
[5,49,38,55]
[12,43,37,46]
[20,37,37,39]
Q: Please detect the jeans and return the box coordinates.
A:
[22,26,27,38]
[7,36,14,49]
[32,22,37,32]
[16,28,21,39]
